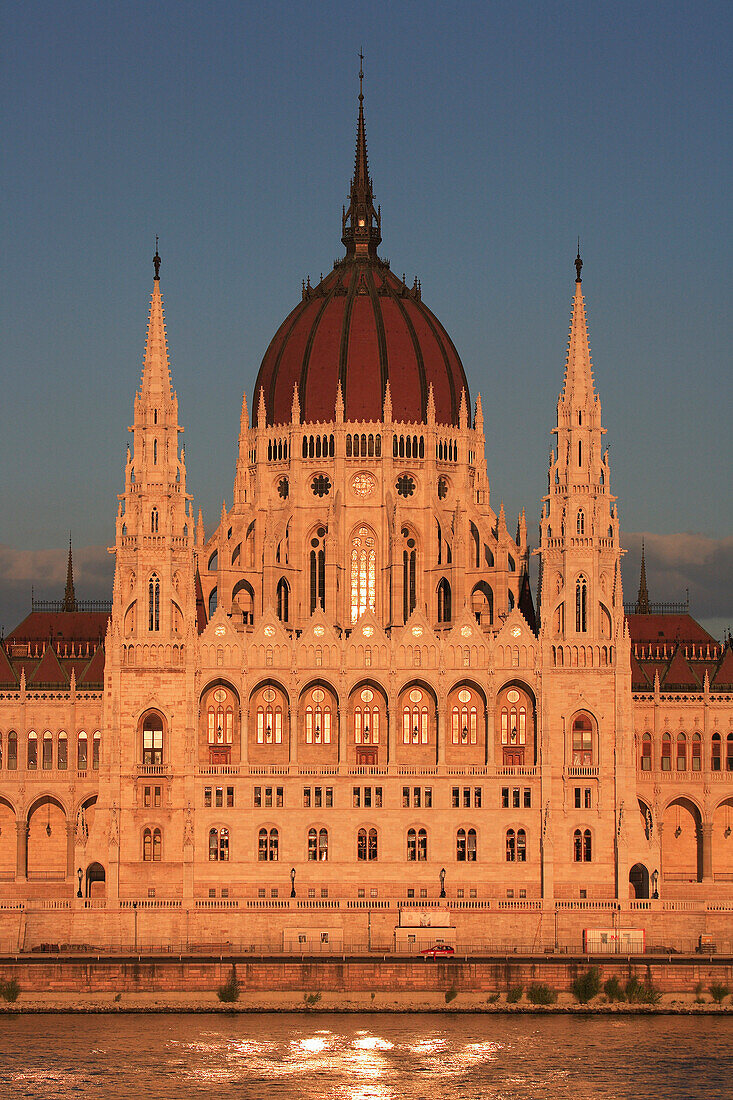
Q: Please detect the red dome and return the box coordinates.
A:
[254,258,469,428]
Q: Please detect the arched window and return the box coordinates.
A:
[571,714,593,766]
[575,575,587,632]
[276,578,290,623]
[7,731,17,770]
[641,733,652,771]
[577,509,585,536]
[712,733,722,771]
[451,689,478,745]
[57,731,67,770]
[517,829,527,862]
[143,828,152,861]
[661,732,672,771]
[142,713,163,765]
[209,827,229,862]
[353,690,380,745]
[471,581,493,626]
[258,827,278,861]
[92,731,101,770]
[456,828,467,861]
[144,828,162,861]
[42,731,53,770]
[417,828,427,861]
[470,523,480,568]
[153,438,158,465]
[351,527,376,623]
[727,733,733,772]
[77,730,87,770]
[309,527,326,613]
[407,828,416,861]
[402,690,429,745]
[151,507,158,533]
[357,827,377,861]
[573,828,592,862]
[466,828,477,862]
[305,690,332,745]
[401,527,417,621]
[208,587,217,618]
[308,828,318,860]
[506,829,516,861]
[692,733,702,772]
[148,573,160,631]
[153,828,162,861]
[27,730,37,769]
[318,827,328,861]
[437,578,451,623]
[256,702,283,744]
[209,828,218,861]
[676,732,687,771]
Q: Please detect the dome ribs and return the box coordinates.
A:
[384,279,428,424]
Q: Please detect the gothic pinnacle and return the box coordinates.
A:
[575,238,582,283]
[153,236,161,281]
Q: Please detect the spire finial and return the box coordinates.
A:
[63,532,77,612]
[575,238,582,283]
[635,539,650,615]
[359,48,364,101]
[153,236,161,281]
[342,56,381,258]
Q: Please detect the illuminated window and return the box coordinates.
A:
[257,700,283,744]
[350,527,376,623]
[77,730,87,770]
[258,827,278,861]
[209,827,229,861]
[142,715,163,765]
[148,573,160,631]
[573,828,592,862]
[357,827,378,861]
[575,574,587,632]
[402,691,429,745]
[571,714,593,766]
[354,691,380,744]
[452,689,478,744]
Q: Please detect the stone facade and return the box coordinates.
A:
[1,92,732,951]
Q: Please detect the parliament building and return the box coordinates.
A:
[1,79,732,953]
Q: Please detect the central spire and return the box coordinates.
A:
[342,54,381,258]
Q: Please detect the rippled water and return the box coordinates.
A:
[0,1014,731,1099]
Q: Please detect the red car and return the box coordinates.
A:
[421,943,455,958]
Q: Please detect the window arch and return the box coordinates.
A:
[7,731,17,770]
[308,526,326,614]
[148,573,160,631]
[437,577,451,623]
[26,730,37,769]
[209,827,229,862]
[641,732,652,771]
[276,577,290,623]
[407,827,428,861]
[143,827,162,861]
[401,527,417,621]
[357,827,378,861]
[151,507,159,534]
[307,827,328,861]
[208,586,218,618]
[471,581,493,626]
[92,731,100,770]
[77,730,88,770]
[712,732,722,771]
[351,527,376,623]
[575,574,587,632]
[571,713,594,766]
[142,712,164,766]
[42,731,53,770]
[451,687,480,745]
[257,702,283,744]
[727,733,733,772]
[661,732,672,771]
[353,687,381,746]
[576,509,585,536]
[57,731,67,770]
[456,827,477,862]
[258,827,279,861]
[401,688,430,745]
[304,687,333,745]
[691,733,702,772]
[676,732,687,772]
[573,828,592,862]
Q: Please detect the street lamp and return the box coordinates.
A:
[290,867,296,898]
[76,866,83,898]
[651,868,659,899]
[439,867,446,899]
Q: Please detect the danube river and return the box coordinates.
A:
[0,1013,731,1099]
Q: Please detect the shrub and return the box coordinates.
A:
[217,965,240,1003]
[694,982,705,1004]
[603,976,626,1003]
[0,979,20,1003]
[445,986,458,1004]
[506,985,523,1004]
[710,983,729,1004]
[486,992,500,1004]
[625,973,660,1005]
[528,983,557,1005]
[303,992,321,1009]
[572,966,601,1004]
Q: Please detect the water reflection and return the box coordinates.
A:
[0,1014,732,1099]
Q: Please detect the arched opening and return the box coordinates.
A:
[350,526,376,623]
[232,579,255,625]
[299,682,338,765]
[200,681,240,766]
[496,682,536,766]
[401,526,417,622]
[447,681,487,766]
[396,683,437,765]
[26,797,67,881]
[629,862,649,899]
[571,712,596,767]
[140,711,165,768]
[0,798,16,876]
[276,577,290,623]
[85,861,106,899]
[662,798,703,884]
[471,581,494,626]
[437,577,451,624]
[249,681,289,764]
[349,682,387,766]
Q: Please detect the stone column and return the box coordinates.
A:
[15,821,27,879]
[701,822,714,882]
[66,822,76,880]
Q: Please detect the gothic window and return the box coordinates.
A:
[437,578,451,623]
[641,733,652,771]
[151,508,159,533]
[470,523,480,568]
[310,527,326,613]
[57,731,67,770]
[208,550,218,571]
[661,732,672,771]
[209,827,230,861]
[92,731,100,770]
[574,828,592,862]
[305,689,332,745]
[258,827,279,861]
[354,690,380,744]
[506,829,516,861]
[407,827,416,861]
[402,690,429,745]
[438,476,448,500]
[677,733,687,771]
[727,734,733,771]
[456,827,476,861]
[257,702,283,744]
[208,587,218,618]
[451,690,478,745]
[318,827,328,860]
[401,527,417,621]
[692,733,702,771]
[571,714,593,766]
[153,439,158,465]
[577,509,584,536]
[278,477,289,499]
[357,827,378,861]
[712,733,721,771]
[148,573,160,631]
[42,732,53,770]
[7,731,17,770]
[277,578,290,623]
[142,714,163,765]
[143,827,162,862]
[207,698,233,745]
[77,730,87,770]
[350,527,376,623]
[575,575,587,632]
[311,474,331,497]
[396,474,415,498]
[471,581,493,625]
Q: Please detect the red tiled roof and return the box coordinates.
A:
[630,652,651,690]
[78,644,105,686]
[661,647,702,690]
[626,613,716,645]
[0,645,17,686]
[7,611,109,644]
[712,647,733,689]
[26,645,68,687]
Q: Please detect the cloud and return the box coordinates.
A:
[622,532,733,633]
[0,544,114,633]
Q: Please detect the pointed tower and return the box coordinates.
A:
[341,53,381,258]
[63,535,77,612]
[538,249,621,642]
[635,541,650,614]
[112,243,196,643]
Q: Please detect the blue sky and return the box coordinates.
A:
[1,1,731,635]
